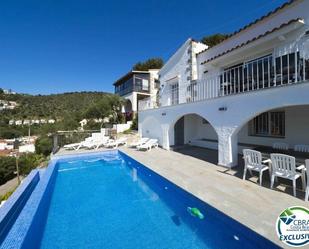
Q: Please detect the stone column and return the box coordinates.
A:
[161,124,170,150]
[216,126,238,168]
[138,123,142,137]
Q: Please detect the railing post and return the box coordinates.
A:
[295,51,298,83]
[52,133,59,154]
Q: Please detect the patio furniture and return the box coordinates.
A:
[64,142,82,150]
[105,137,127,148]
[64,136,110,151]
[305,160,309,201]
[84,136,110,150]
[255,146,308,165]
[294,144,309,153]
[130,137,149,148]
[272,142,289,151]
[242,149,270,186]
[270,153,305,197]
[137,139,158,151]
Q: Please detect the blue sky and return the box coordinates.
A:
[0,0,287,95]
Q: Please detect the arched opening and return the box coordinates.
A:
[236,105,309,153]
[233,104,309,196]
[172,113,219,164]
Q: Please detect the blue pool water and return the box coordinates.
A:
[36,151,278,249]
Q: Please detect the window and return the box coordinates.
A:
[135,77,149,92]
[171,83,179,105]
[250,111,285,137]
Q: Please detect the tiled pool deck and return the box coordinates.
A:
[54,146,307,247]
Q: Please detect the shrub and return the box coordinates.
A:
[35,136,53,156]
[0,187,17,202]
[131,115,138,130]
[18,153,45,175]
[0,156,16,185]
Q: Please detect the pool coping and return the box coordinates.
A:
[0,170,40,246]
[0,160,57,249]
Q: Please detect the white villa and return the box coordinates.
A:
[114,69,159,120]
[138,0,309,168]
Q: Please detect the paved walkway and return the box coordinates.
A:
[120,146,307,247]
[0,177,20,196]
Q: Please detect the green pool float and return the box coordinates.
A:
[187,207,204,219]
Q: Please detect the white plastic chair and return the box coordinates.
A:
[243,149,270,186]
[305,160,309,201]
[294,144,309,153]
[272,142,289,150]
[270,154,305,197]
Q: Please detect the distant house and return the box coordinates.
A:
[9,120,15,125]
[0,100,17,111]
[0,141,7,150]
[15,120,23,126]
[94,118,103,123]
[79,119,88,128]
[3,89,16,94]
[114,69,159,120]
[19,144,35,153]
[48,119,55,124]
[40,119,47,124]
[0,140,14,151]
[23,120,31,125]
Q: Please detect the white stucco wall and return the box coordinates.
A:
[139,82,309,167]
[197,0,309,65]
[159,39,207,106]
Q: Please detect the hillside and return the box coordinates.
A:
[0,91,125,138]
[0,91,112,120]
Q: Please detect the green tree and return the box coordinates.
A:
[35,136,53,156]
[0,156,16,185]
[18,153,45,175]
[201,33,229,48]
[133,58,164,71]
[84,95,125,125]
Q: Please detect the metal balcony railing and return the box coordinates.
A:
[159,53,309,107]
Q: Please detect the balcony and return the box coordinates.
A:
[114,73,151,97]
[138,97,158,111]
[159,52,309,107]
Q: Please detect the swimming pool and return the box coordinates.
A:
[1,150,279,249]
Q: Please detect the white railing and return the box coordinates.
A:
[159,53,309,107]
[138,97,158,111]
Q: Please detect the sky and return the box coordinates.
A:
[0,0,288,95]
